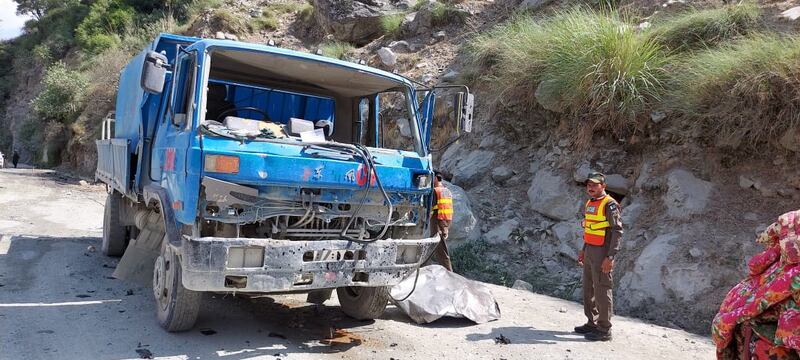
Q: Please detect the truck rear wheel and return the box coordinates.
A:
[153,242,201,332]
[336,286,390,320]
[102,192,126,256]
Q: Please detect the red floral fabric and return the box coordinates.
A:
[713,210,800,359]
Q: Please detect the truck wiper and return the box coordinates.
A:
[302,145,355,161]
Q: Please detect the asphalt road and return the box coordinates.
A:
[0,168,715,359]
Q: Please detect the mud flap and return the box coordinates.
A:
[113,211,165,286]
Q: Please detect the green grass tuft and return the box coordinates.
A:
[450,240,514,286]
[668,34,800,149]
[430,1,467,26]
[648,2,761,51]
[468,8,668,143]
[380,13,406,37]
[209,8,248,34]
[250,10,280,32]
[318,41,355,60]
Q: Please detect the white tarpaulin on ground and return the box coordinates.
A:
[390,265,501,324]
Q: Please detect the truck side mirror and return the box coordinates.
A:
[141,51,168,94]
[454,91,474,133]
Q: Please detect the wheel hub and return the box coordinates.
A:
[153,255,168,309]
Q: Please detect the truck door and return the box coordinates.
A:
[151,50,198,222]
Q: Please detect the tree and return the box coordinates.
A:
[14,0,69,20]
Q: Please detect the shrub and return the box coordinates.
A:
[297,3,314,21]
[380,13,406,37]
[250,10,280,32]
[430,1,467,26]
[31,62,88,123]
[208,8,248,34]
[468,8,668,141]
[76,0,135,55]
[450,240,513,286]
[318,41,355,60]
[648,2,761,51]
[668,34,800,149]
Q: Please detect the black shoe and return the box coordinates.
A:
[573,323,598,334]
[585,330,612,341]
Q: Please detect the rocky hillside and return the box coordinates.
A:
[2,0,800,334]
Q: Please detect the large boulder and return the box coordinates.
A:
[445,182,480,248]
[662,169,713,219]
[662,263,713,302]
[552,221,581,250]
[452,150,495,188]
[437,141,463,175]
[617,233,678,307]
[312,0,406,45]
[484,219,519,244]
[527,169,582,221]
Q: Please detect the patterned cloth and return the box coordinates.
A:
[713,210,800,359]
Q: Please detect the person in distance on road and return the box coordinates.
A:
[574,172,623,342]
[12,149,19,168]
[431,172,454,271]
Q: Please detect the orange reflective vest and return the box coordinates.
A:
[583,195,612,246]
[432,186,453,221]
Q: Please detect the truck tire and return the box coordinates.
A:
[102,192,126,256]
[336,286,390,320]
[153,241,201,332]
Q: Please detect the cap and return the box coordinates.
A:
[586,172,606,184]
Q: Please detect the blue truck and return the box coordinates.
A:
[95,33,473,331]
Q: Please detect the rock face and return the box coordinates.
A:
[528,169,582,221]
[484,219,519,244]
[618,234,678,307]
[452,150,496,188]
[445,182,480,248]
[662,169,712,219]
[312,0,404,45]
[604,174,630,195]
[663,264,713,302]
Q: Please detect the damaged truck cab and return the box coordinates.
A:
[95,33,473,331]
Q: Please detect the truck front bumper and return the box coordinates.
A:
[179,235,440,292]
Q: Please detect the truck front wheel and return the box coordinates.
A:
[102,191,126,256]
[153,241,201,332]
[336,286,390,320]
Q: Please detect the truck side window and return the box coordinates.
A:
[171,54,197,128]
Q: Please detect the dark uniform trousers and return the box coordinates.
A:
[583,244,613,333]
[431,217,453,271]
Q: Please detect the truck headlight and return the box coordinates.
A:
[204,155,240,174]
[415,174,431,189]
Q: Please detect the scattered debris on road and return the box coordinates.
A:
[322,328,363,346]
[200,328,217,336]
[268,332,287,340]
[135,348,153,359]
[494,334,511,345]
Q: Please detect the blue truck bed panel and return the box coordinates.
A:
[96,139,130,193]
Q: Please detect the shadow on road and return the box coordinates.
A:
[0,167,92,187]
[465,326,589,345]
[0,234,380,359]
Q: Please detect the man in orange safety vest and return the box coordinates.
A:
[574,172,623,342]
[431,172,454,271]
